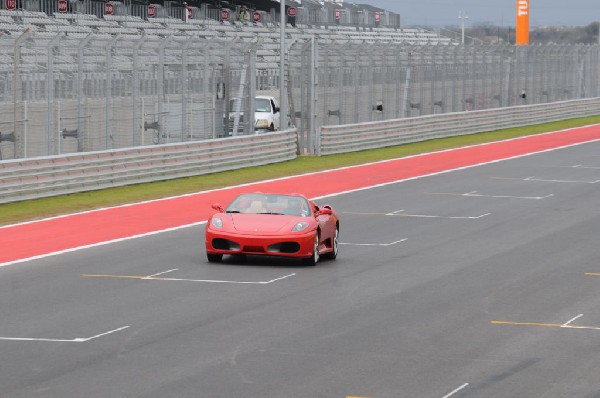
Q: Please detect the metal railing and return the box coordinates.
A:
[0,129,298,203]
[317,98,600,156]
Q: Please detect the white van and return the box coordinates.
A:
[229,96,281,133]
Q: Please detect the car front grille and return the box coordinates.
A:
[243,246,265,253]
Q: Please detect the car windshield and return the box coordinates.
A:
[255,99,272,113]
[226,194,310,216]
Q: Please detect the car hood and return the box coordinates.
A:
[229,214,306,233]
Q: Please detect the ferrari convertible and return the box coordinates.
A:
[205,193,339,265]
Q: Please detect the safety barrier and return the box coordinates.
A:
[318,99,600,156]
[0,130,298,204]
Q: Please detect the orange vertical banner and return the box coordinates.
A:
[516,0,530,45]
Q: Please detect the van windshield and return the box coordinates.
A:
[255,99,272,112]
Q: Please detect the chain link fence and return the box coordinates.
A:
[0,32,598,160]
[0,32,257,160]
[289,41,599,153]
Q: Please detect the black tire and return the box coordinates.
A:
[207,253,223,263]
[322,227,339,260]
[302,233,320,266]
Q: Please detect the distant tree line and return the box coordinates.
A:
[441,22,599,45]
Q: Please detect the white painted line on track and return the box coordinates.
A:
[144,269,179,278]
[6,125,598,231]
[313,135,600,202]
[0,221,207,268]
[386,210,491,220]
[442,383,469,398]
[340,239,408,247]
[4,131,600,268]
[562,314,584,327]
[430,191,554,200]
[0,325,130,343]
[83,273,296,285]
[492,320,600,331]
[572,164,600,169]
[493,176,600,184]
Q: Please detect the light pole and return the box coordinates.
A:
[280,0,286,129]
[459,10,468,45]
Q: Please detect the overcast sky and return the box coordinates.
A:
[358,0,599,27]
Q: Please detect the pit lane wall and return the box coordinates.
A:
[317,98,600,156]
[0,129,298,204]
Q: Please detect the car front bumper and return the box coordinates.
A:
[205,229,316,258]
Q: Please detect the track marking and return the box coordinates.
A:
[0,221,208,268]
[562,314,584,327]
[82,273,296,285]
[572,164,600,170]
[442,383,469,398]
[4,128,600,268]
[491,318,600,331]
[144,268,179,278]
[340,238,408,246]
[387,210,491,219]
[429,191,554,200]
[0,326,130,343]
[344,211,491,219]
[584,272,600,276]
[492,176,600,184]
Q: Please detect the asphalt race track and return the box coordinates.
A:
[2,140,600,397]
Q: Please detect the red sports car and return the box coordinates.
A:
[205,193,339,265]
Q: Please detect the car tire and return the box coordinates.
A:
[322,227,339,260]
[207,253,223,263]
[302,233,320,266]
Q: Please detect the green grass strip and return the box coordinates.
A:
[1,115,599,226]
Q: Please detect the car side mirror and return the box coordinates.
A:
[317,208,332,216]
[274,107,280,113]
[211,203,224,212]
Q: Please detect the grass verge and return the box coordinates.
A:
[1,115,599,226]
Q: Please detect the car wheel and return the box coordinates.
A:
[322,227,339,260]
[207,253,223,263]
[302,233,320,266]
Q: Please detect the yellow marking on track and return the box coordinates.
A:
[585,273,600,276]
[492,320,563,328]
[343,211,388,215]
[82,274,177,281]
[491,320,600,331]
[427,192,464,196]
[82,274,147,279]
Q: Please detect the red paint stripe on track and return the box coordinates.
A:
[3,125,600,264]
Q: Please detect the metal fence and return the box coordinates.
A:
[0,33,257,160]
[1,32,599,160]
[288,41,600,153]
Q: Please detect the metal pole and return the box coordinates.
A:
[459,11,468,45]
[280,0,286,129]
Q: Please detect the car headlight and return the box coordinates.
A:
[255,119,269,128]
[211,217,223,229]
[291,222,309,232]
